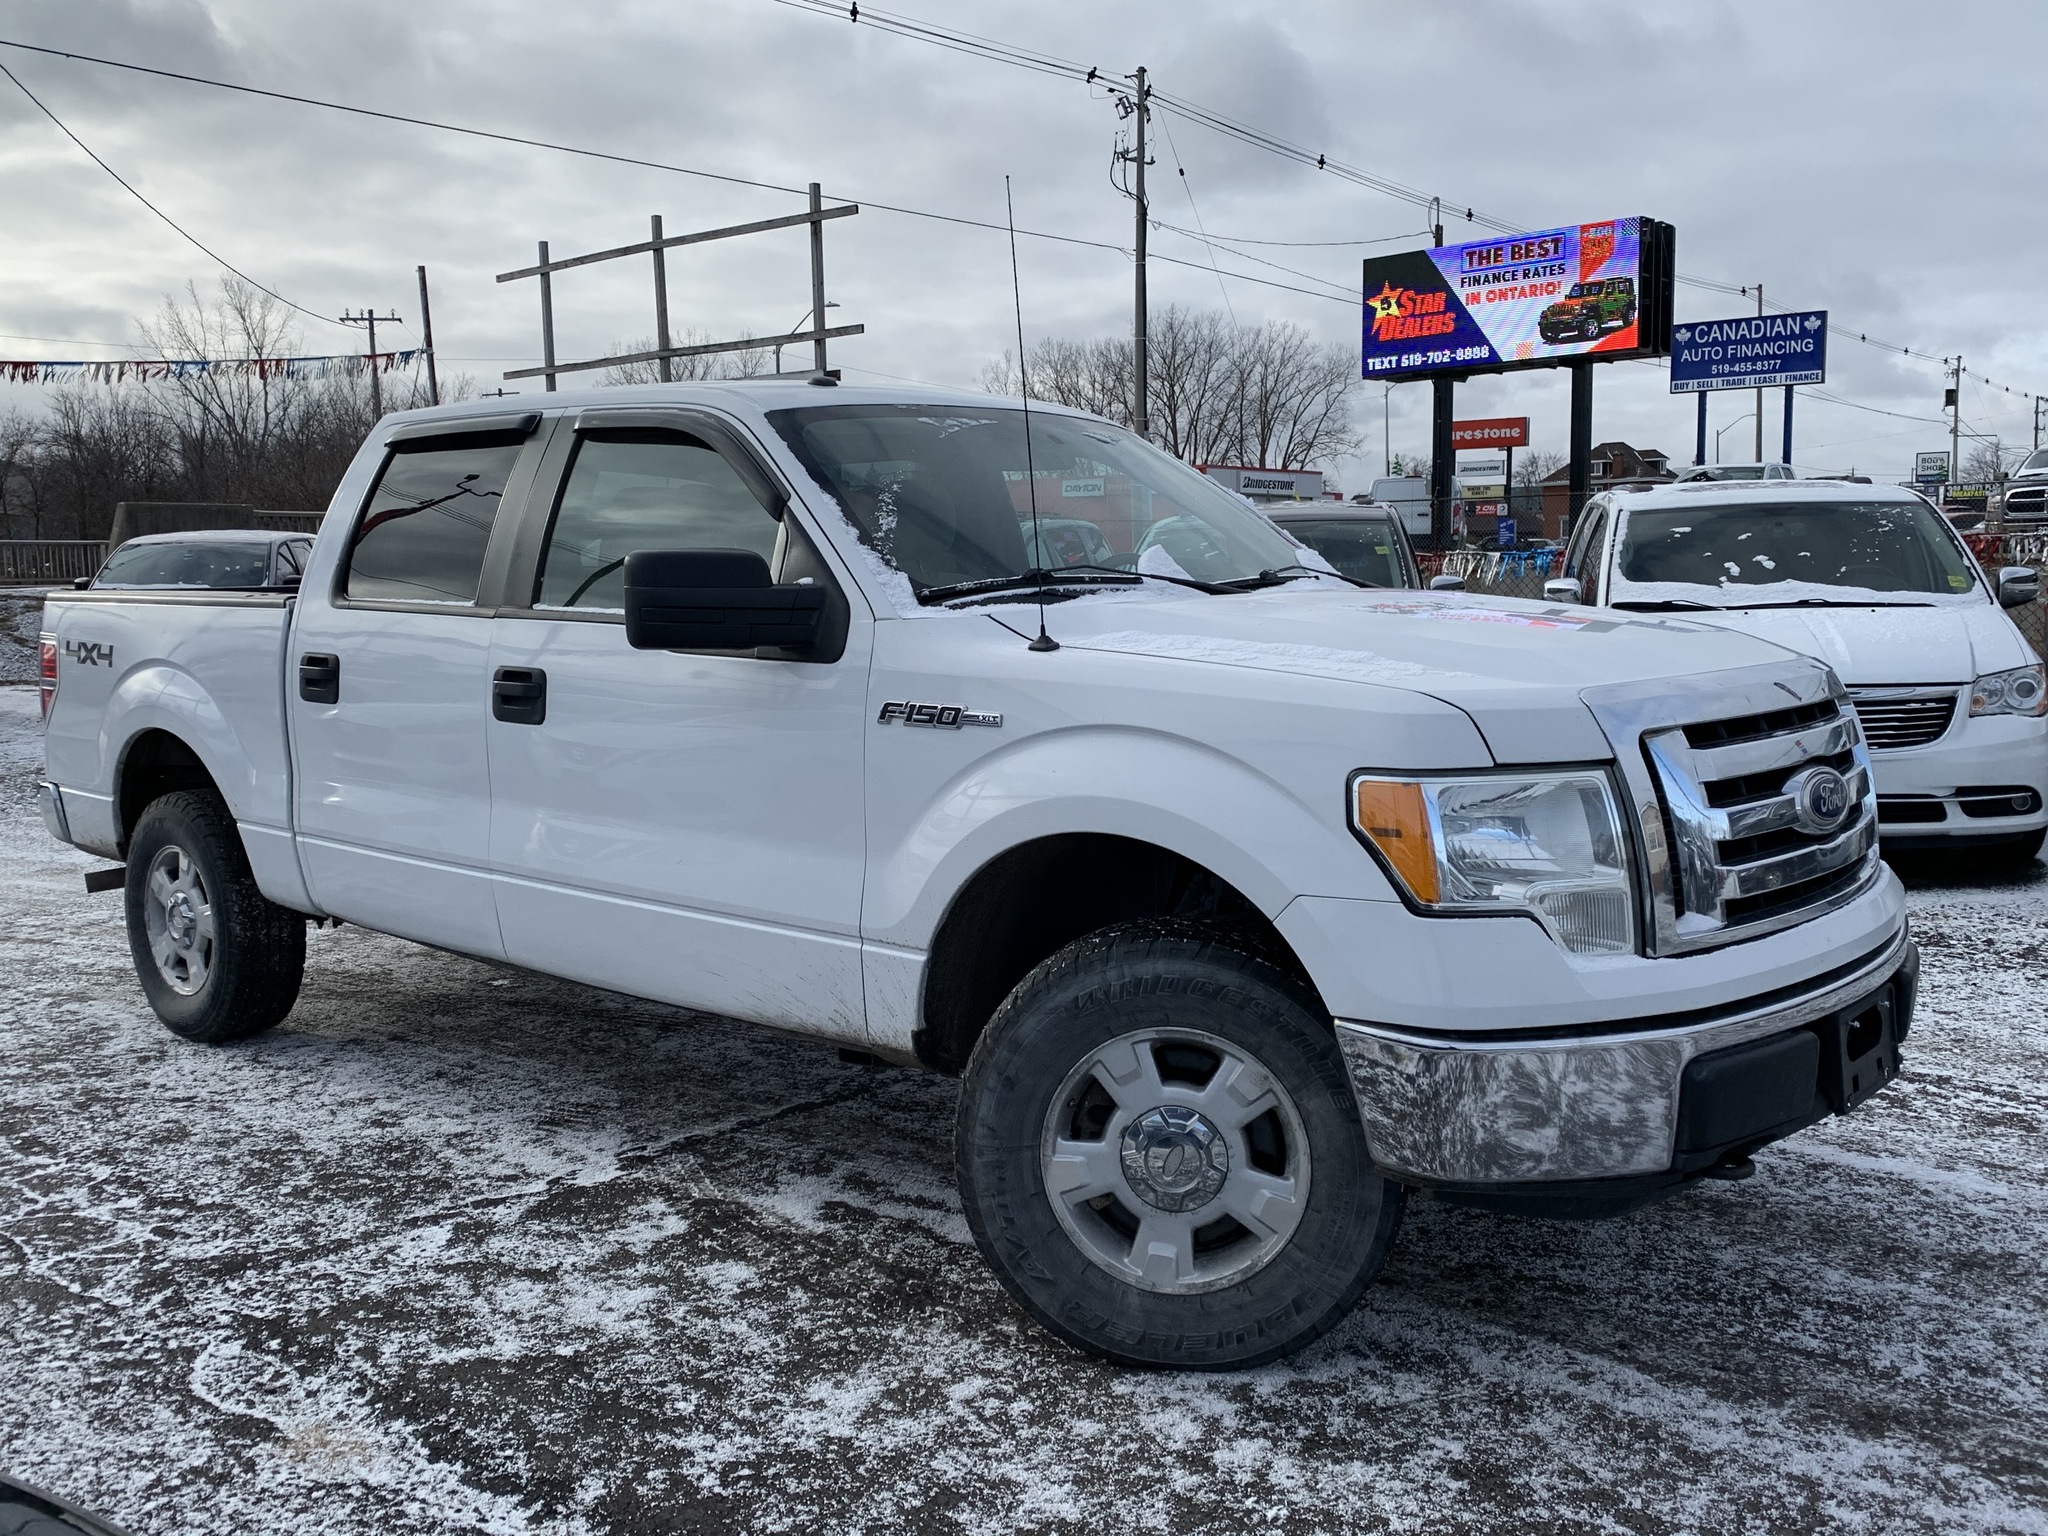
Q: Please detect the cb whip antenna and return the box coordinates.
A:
[1007,175,1057,653]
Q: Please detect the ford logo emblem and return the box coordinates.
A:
[1787,766,1853,836]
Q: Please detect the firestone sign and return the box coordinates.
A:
[1669,310,1828,393]
[1451,417,1530,449]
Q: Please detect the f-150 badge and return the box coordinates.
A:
[877,701,1002,729]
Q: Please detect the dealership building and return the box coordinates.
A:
[1201,464,1328,503]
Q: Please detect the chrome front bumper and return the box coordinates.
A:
[1335,923,1914,1185]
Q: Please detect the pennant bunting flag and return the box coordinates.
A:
[0,350,424,385]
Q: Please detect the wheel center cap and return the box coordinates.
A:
[1119,1105,1229,1213]
[166,892,195,944]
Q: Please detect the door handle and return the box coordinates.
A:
[492,666,547,725]
[298,653,339,704]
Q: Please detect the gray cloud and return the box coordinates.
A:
[1,0,2042,489]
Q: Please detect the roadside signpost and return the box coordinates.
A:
[1453,418,1528,528]
[1915,451,1952,485]
[1670,309,1828,466]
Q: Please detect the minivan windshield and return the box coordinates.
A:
[1614,500,1980,604]
[1270,517,1406,587]
[767,405,1320,600]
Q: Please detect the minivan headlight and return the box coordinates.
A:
[1970,663,2047,718]
[1351,771,1637,954]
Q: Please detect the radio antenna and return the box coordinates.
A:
[1007,175,1058,653]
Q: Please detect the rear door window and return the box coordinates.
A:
[346,433,526,603]
[534,430,781,611]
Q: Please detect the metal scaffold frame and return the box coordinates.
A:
[496,182,865,389]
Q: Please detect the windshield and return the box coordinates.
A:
[1271,518,1405,586]
[95,541,273,588]
[2022,449,2048,475]
[768,404,1311,598]
[1615,500,1980,602]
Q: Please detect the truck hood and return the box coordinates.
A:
[1668,601,2026,685]
[1051,587,1806,763]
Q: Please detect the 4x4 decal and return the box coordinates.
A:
[63,639,114,668]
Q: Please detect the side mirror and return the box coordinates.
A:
[72,576,92,590]
[1997,565,2040,610]
[1543,577,1585,604]
[1427,573,1466,592]
[622,548,826,652]
[275,573,303,590]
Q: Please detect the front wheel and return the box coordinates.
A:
[124,791,306,1043]
[956,922,1402,1369]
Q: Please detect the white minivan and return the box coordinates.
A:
[1550,479,2047,869]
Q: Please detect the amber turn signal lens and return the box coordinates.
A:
[1352,779,1439,903]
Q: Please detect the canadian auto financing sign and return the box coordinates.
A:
[1360,217,1674,381]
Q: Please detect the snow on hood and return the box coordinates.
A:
[1050,586,1810,763]
[1639,595,2032,685]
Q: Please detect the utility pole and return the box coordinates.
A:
[1121,67,1153,439]
[415,266,439,407]
[1948,356,1962,488]
[1751,282,1764,463]
[338,307,402,418]
[2034,394,2043,451]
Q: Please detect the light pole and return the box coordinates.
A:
[1715,413,1756,463]
[774,301,839,375]
[1382,382,1395,477]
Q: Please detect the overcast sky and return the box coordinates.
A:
[3,0,2045,492]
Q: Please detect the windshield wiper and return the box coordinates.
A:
[1215,563,1372,592]
[917,566,1230,604]
[1721,598,1935,609]
[1610,598,1720,611]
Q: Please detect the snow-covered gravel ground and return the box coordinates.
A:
[1,681,2043,1535]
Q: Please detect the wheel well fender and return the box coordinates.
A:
[116,729,224,855]
[914,832,1326,1074]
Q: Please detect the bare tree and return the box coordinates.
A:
[1962,437,2020,485]
[984,305,1362,473]
[1514,450,1566,487]
[0,277,450,538]
[600,330,772,385]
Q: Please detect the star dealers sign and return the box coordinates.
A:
[1668,310,1828,393]
[1360,217,1675,381]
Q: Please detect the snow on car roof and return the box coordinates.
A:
[116,529,302,546]
[1617,478,1927,508]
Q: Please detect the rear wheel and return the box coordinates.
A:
[124,791,305,1043]
[956,922,1402,1369]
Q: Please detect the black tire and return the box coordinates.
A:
[955,921,1403,1370]
[1969,828,2045,875]
[123,790,305,1044]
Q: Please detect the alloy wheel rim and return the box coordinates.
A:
[1039,1026,1310,1295]
[143,844,215,996]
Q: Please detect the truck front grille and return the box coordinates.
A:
[1849,688,1958,750]
[1641,694,1879,952]
[2003,484,2048,518]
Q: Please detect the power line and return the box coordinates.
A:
[758,0,2043,397]
[0,36,1361,313]
[0,58,343,329]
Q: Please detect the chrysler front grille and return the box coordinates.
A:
[1849,689,1958,751]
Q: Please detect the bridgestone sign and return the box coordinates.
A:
[1669,310,1828,393]
[1202,465,1325,500]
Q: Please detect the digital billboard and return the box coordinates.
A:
[1361,217,1674,381]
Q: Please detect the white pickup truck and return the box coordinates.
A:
[38,382,1917,1369]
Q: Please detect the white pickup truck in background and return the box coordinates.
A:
[38,382,1918,1369]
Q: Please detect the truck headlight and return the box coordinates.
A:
[1969,663,2047,718]
[1351,771,1637,954]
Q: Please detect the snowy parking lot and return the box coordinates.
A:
[1,678,2044,1535]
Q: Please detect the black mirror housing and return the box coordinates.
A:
[623,548,827,652]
